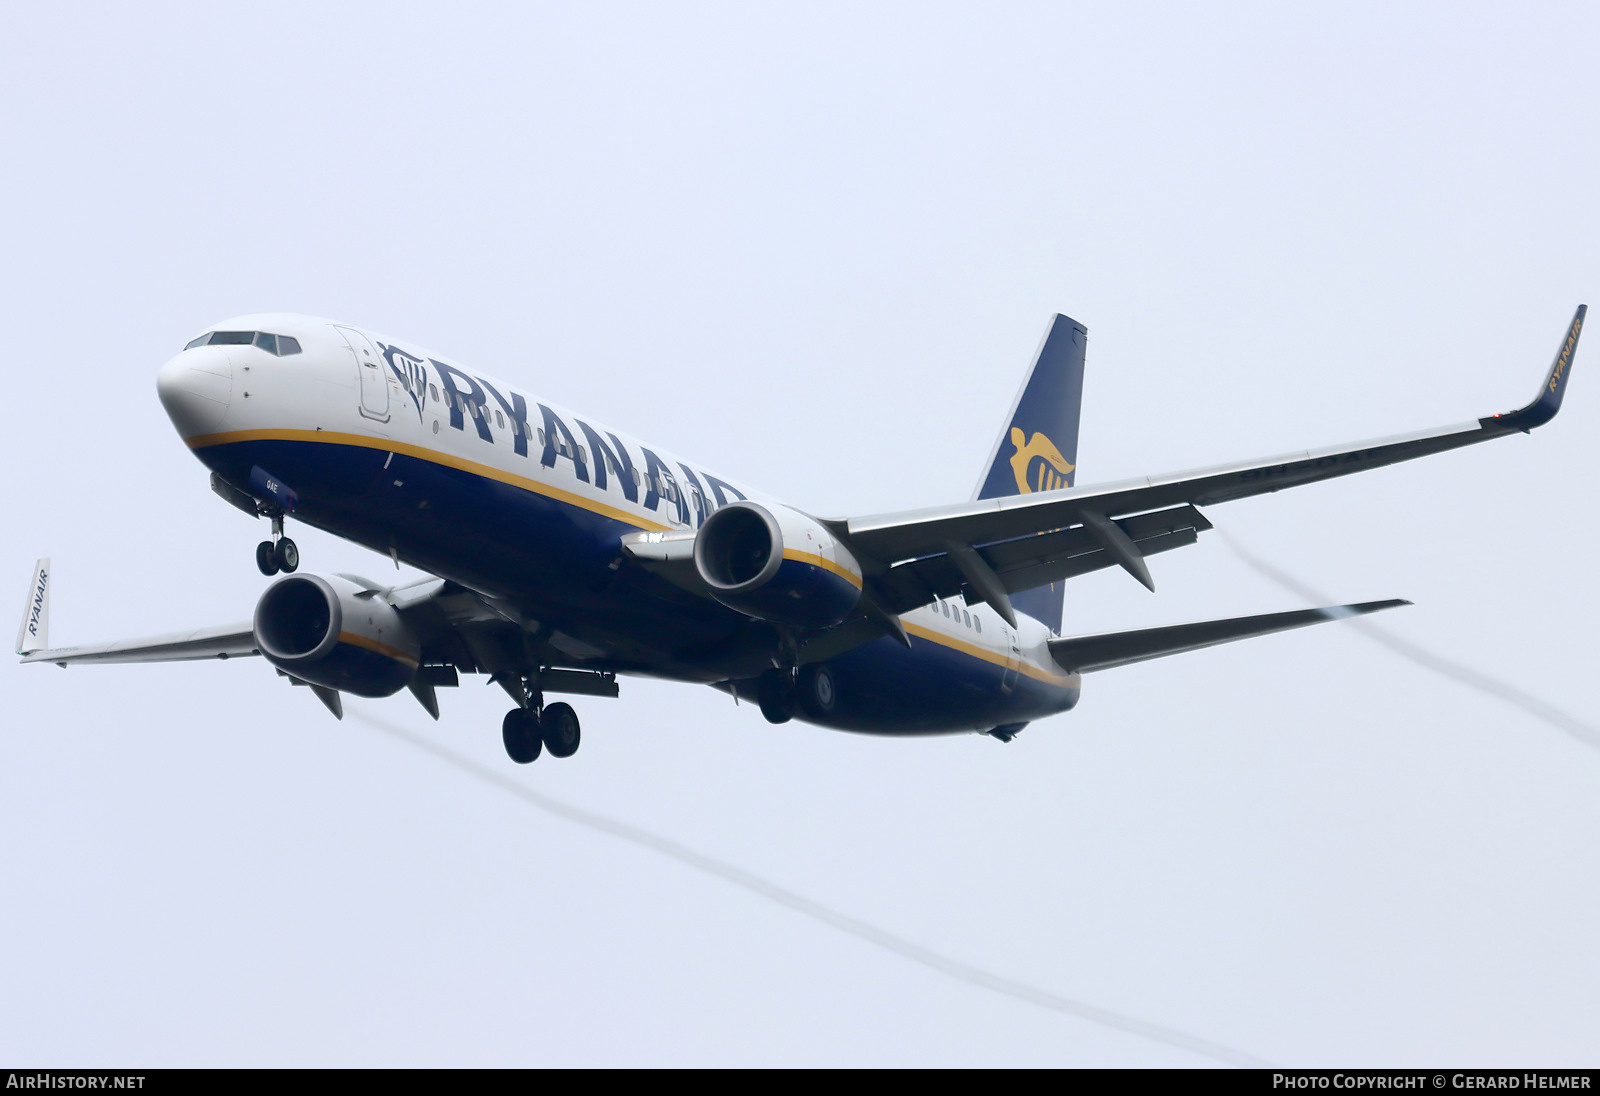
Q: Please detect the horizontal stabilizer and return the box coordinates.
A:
[1047,599,1409,674]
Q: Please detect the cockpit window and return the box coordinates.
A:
[184,331,303,356]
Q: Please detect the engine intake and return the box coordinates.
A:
[254,573,420,697]
[694,502,862,628]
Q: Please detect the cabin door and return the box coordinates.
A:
[336,326,390,422]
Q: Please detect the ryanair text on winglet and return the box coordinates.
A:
[1551,313,1584,394]
[23,567,46,643]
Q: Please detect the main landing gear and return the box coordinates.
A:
[256,514,299,576]
[502,701,582,764]
[757,669,796,725]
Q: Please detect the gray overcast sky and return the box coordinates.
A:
[3,1,1597,1066]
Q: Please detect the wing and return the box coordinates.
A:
[19,623,260,665]
[15,558,621,720]
[15,557,258,665]
[825,305,1585,622]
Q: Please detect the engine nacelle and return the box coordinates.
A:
[693,502,863,628]
[253,573,421,697]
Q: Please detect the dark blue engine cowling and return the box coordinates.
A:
[693,502,863,628]
[253,573,421,697]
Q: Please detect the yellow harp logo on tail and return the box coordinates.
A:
[1008,427,1074,494]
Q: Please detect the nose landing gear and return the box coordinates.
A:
[255,514,299,576]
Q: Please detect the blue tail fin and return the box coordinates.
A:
[972,314,1087,634]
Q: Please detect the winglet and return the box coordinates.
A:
[16,557,49,655]
[1493,304,1585,431]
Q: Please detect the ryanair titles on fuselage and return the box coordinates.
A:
[379,342,747,528]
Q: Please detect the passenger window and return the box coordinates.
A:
[941,601,949,617]
[495,410,505,428]
[537,429,547,446]
[962,610,971,628]
[277,335,302,355]
[577,445,587,464]
[429,385,439,402]
[632,468,641,486]
[975,617,982,634]
[253,332,278,354]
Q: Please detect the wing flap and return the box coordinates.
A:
[872,505,1211,614]
[1047,599,1409,673]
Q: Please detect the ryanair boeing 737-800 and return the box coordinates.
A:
[16,307,1586,763]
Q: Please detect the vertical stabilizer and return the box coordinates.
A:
[971,315,1087,634]
[17,557,50,655]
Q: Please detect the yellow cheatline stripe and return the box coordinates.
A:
[187,428,675,533]
[902,619,1075,687]
[338,631,421,669]
[781,549,863,590]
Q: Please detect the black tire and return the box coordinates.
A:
[255,541,279,576]
[541,702,581,759]
[756,672,795,724]
[273,537,300,573]
[803,665,837,714]
[502,708,542,764]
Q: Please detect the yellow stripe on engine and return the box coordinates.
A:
[781,549,863,590]
[338,631,421,669]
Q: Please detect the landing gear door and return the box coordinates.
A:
[336,326,390,422]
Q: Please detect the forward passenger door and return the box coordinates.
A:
[336,326,390,423]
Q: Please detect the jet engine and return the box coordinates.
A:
[693,502,863,628]
[253,573,420,697]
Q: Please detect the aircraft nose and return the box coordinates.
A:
[156,347,233,436]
